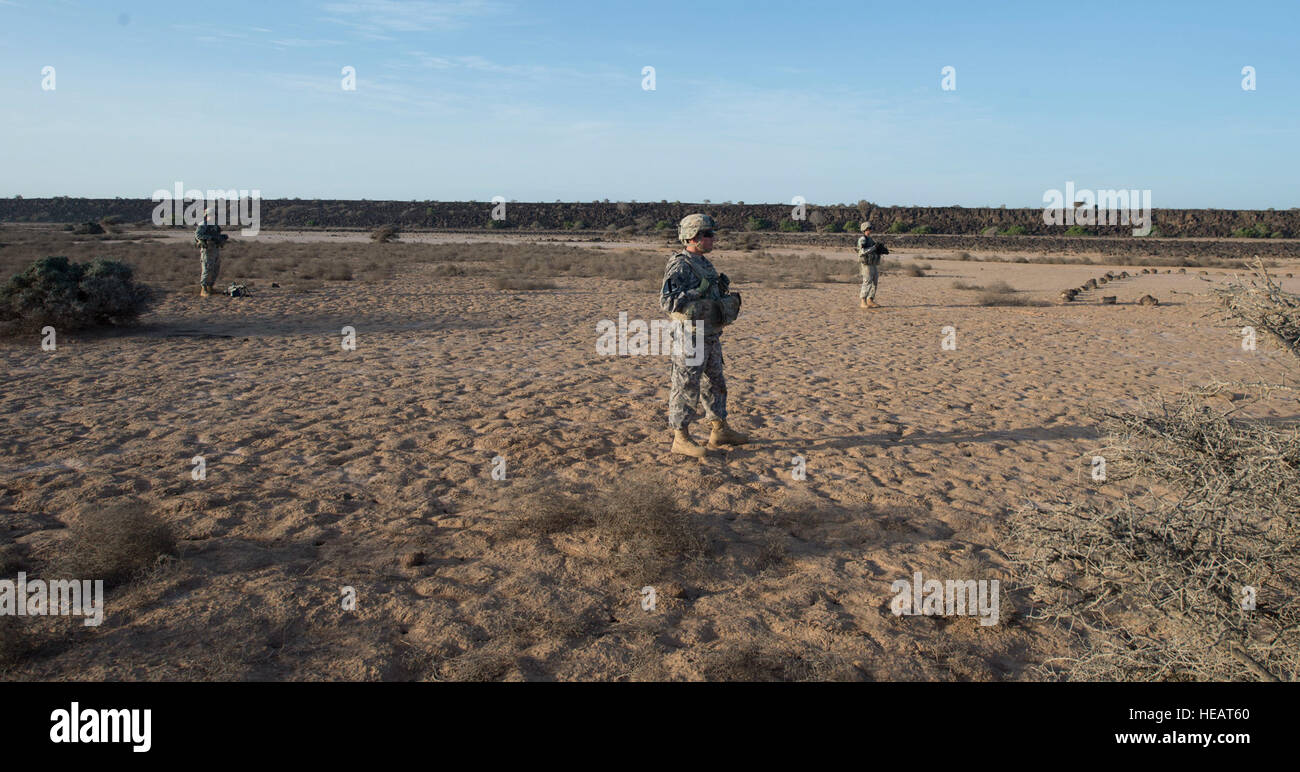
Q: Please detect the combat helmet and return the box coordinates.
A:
[678,213,717,244]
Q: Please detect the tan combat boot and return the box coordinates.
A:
[199,285,211,297]
[671,429,707,458]
[859,298,869,308]
[866,299,881,309]
[709,419,749,447]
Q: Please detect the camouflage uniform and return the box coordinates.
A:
[660,249,728,430]
[195,222,227,292]
[857,233,885,300]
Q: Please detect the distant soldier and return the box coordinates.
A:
[857,221,888,309]
[659,213,748,457]
[194,208,228,297]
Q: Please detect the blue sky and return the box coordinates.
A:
[0,0,1296,207]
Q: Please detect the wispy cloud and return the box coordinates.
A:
[320,0,507,36]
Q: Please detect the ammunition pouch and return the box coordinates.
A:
[717,293,741,326]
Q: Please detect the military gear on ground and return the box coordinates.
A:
[708,419,749,447]
[678,213,718,244]
[671,429,708,458]
[226,283,248,297]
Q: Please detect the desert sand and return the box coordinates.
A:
[3,232,1297,680]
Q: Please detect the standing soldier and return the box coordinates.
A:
[857,221,888,309]
[660,213,749,458]
[195,208,228,297]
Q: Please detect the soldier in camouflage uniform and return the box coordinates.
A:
[195,209,229,297]
[659,213,749,458]
[857,221,888,308]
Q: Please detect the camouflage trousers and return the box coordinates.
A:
[668,330,727,430]
[859,263,879,300]
[200,246,221,289]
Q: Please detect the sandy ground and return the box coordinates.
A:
[2,235,1298,680]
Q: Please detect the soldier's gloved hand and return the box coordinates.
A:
[717,273,731,293]
[695,276,711,294]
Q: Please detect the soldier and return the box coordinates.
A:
[857,221,888,309]
[659,213,749,458]
[195,208,229,297]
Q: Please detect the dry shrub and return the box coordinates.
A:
[502,248,662,282]
[370,225,399,243]
[1213,259,1300,358]
[952,280,982,291]
[725,250,856,286]
[1007,262,1300,681]
[61,500,177,587]
[502,475,707,583]
[977,292,1047,307]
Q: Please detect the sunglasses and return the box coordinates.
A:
[698,230,715,238]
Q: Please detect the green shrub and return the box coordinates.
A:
[909,225,933,234]
[0,256,154,333]
[999,225,1028,236]
[887,221,909,233]
[653,220,670,231]
[1232,224,1271,239]
[1064,225,1093,236]
[745,216,773,231]
[778,218,804,232]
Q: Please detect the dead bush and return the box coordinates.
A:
[371,225,399,243]
[1006,263,1300,681]
[977,292,1047,307]
[61,499,177,588]
[499,475,706,584]
[1213,259,1300,358]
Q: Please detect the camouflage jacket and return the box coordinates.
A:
[659,250,728,336]
[195,223,228,247]
[857,235,885,265]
